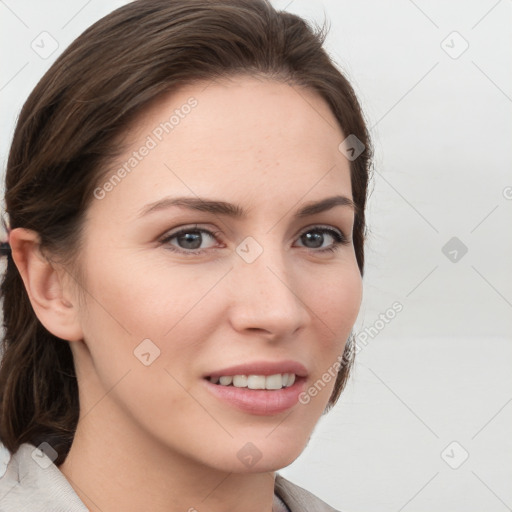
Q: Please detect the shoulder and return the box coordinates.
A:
[274,473,340,512]
[0,442,88,512]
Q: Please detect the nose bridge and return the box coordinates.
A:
[229,237,308,336]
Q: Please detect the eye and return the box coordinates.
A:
[295,226,349,253]
[160,224,349,256]
[161,225,221,255]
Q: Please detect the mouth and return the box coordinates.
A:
[202,362,308,415]
[206,373,297,390]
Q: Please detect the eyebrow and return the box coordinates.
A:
[138,194,358,219]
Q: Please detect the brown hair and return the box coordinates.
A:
[0,0,372,464]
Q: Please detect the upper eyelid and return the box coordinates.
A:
[294,225,347,244]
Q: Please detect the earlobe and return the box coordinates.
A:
[9,227,84,342]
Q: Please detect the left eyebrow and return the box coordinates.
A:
[138,194,357,219]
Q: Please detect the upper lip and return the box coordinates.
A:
[205,360,308,379]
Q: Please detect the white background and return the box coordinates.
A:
[1,1,511,511]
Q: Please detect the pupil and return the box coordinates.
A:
[303,231,323,248]
[178,232,201,249]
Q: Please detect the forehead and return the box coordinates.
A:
[90,75,352,220]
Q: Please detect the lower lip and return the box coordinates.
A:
[203,377,307,415]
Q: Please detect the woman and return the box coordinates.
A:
[0,1,372,511]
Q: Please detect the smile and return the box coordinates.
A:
[208,373,296,390]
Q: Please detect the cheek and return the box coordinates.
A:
[307,262,362,336]
[81,252,228,340]
[73,258,215,423]
[75,252,231,404]
[302,263,362,389]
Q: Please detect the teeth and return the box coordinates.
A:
[265,374,282,390]
[247,375,266,389]
[210,373,296,390]
[232,375,248,387]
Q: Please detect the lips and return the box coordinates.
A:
[202,360,308,415]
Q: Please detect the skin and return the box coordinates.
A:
[10,75,363,512]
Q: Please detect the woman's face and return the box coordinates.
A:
[70,75,362,472]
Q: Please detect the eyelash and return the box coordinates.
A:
[160,224,349,256]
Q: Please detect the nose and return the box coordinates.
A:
[227,244,310,340]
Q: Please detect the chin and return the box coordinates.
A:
[207,432,310,474]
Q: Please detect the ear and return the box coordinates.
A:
[9,227,84,342]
